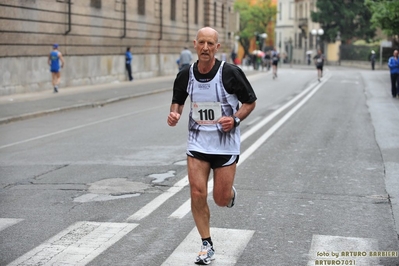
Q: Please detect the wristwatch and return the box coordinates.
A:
[233,116,241,127]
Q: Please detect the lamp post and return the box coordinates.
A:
[259,33,267,51]
[311,28,324,51]
[255,32,268,51]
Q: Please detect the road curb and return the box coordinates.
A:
[0,87,172,125]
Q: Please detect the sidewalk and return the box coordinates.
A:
[0,74,181,124]
[0,67,264,124]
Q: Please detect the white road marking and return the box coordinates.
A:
[127,176,189,221]
[7,221,138,266]
[239,74,330,164]
[307,234,382,266]
[240,77,326,142]
[161,227,255,266]
[0,218,23,231]
[0,106,165,150]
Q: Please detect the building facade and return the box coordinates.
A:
[275,0,295,62]
[0,0,237,95]
[276,0,322,64]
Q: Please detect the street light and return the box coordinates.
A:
[257,33,268,51]
[311,28,324,50]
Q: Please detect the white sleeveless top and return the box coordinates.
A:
[186,61,240,155]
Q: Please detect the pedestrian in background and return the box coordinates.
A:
[271,47,280,79]
[370,50,376,70]
[125,47,133,81]
[263,51,271,71]
[178,47,193,71]
[313,49,325,82]
[388,49,399,98]
[167,27,257,265]
[48,43,64,93]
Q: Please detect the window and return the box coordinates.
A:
[309,32,313,48]
[204,1,210,26]
[289,2,294,19]
[299,4,303,18]
[221,4,225,28]
[195,0,199,24]
[90,0,101,8]
[171,0,176,21]
[279,3,282,20]
[213,2,217,26]
[138,0,145,15]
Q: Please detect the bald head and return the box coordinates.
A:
[196,27,219,43]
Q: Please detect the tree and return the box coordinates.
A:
[234,0,277,56]
[365,0,399,37]
[311,0,376,44]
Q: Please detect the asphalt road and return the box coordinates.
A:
[0,66,398,266]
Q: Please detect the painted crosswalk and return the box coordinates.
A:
[2,219,256,266]
[0,218,23,231]
[6,222,138,266]
[3,218,389,266]
[161,227,255,266]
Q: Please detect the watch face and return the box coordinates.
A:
[234,117,240,126]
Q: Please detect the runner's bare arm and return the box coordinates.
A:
[167,103,184,126]
[218,101,256,132]
[234,101,256,121]
[58,52,65,68]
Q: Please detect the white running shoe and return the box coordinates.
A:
[195,240,215,265]
[227,186,236,208]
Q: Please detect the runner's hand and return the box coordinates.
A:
[168,112,181,126]
[218,116,234,132]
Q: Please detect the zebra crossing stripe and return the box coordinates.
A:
[127,176,189,221]
[161,227,255,266]
[307,234,382,266]
[7,221,138,266]
[0,218,23,231]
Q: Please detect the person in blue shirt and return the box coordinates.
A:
[178,47,193,71]
[388,49,399,98]
[125,47,133,81]
[48,44,65,93]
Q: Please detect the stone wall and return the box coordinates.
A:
[0,53,181,95]
[0,0,235,95]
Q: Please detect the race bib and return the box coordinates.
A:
[192,102,222,125]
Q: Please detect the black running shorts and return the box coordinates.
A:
[187,151,239,169]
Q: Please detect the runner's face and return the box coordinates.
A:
[194,29,220,62]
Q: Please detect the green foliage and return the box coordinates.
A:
[340,44,379,61]
[365,0,399,36]
[311,0,376,43]
[234,0,277,56]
